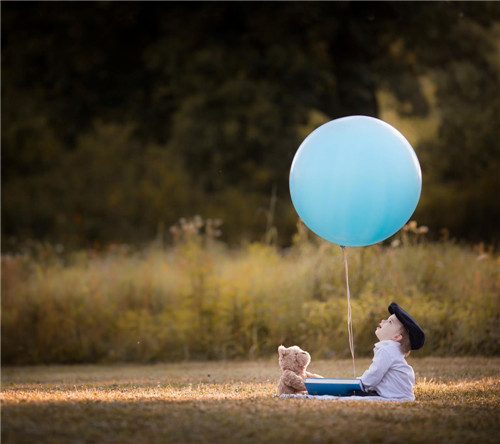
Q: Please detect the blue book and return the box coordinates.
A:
[305,377,365,396]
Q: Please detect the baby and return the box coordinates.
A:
[358,302,425,400]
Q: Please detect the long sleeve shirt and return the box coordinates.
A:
[360,340,415,401]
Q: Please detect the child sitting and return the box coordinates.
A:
[357,302,425,401]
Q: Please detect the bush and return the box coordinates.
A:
[2,219,499,364]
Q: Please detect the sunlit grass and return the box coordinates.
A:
[2,358,499,443]
[1,383,276,404]
[3,229,500,365]
[3,377,498,405]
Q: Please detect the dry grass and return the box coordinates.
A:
[3,236,500,365]
[2,357,499,443]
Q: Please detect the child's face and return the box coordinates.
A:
[375,314,404,342]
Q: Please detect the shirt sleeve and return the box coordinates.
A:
[360,348,393,388]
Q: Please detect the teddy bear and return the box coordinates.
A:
[277,345,323,395]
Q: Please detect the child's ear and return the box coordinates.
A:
[392,333,403,343]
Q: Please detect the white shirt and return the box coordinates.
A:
[360,340,415,401]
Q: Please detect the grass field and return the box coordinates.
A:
[2,357,499,443]
[3,234,500,365]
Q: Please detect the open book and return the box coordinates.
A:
[305,377,364,396]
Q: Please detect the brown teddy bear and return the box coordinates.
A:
[277,345,323,395]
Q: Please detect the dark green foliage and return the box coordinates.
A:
[2,2,500,248]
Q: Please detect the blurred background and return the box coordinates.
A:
[3,1,500,250]
[2,2,500,365]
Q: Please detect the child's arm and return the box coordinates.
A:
[360,349,392,388]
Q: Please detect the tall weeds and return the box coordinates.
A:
[2,219,499,364]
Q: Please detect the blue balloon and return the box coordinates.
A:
[289,115,422,247]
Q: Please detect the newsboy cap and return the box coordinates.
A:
[388,302,425,350]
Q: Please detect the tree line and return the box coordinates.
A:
[2,1,500,250]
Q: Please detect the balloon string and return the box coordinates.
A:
[341,246,356,378]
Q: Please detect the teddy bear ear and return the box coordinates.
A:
[278,345,286,354]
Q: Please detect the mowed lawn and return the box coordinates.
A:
[2,357,499,444]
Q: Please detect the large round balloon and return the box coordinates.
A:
[289,115,422,247]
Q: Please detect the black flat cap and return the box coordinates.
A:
[388,302,425,350]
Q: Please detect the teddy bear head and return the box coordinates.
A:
[278,345,311,372]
